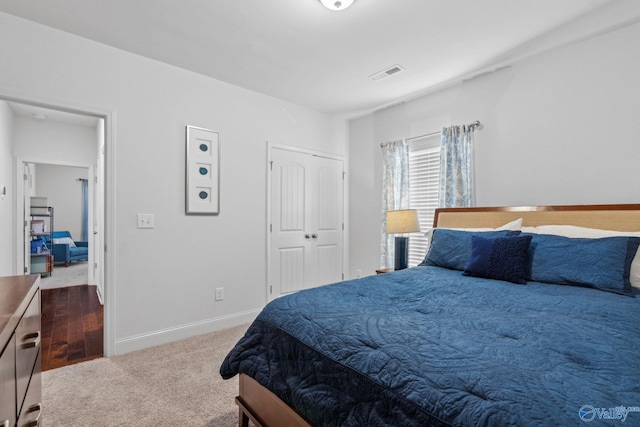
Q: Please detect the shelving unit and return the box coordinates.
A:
[30,206,54,276]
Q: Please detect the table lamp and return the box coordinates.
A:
[386,209,420,270]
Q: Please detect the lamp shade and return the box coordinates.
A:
[386,209,420,234]
[319,0,355,11]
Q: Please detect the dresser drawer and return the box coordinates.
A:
[0,335,16,427]
[17,351,41,427]
[16,290,40,415]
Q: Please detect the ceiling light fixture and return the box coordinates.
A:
[319,0,355,11]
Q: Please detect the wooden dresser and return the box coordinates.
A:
[0,274,42,427]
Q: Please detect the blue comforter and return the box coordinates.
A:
[220,267,640,426]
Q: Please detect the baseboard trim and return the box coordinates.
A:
[113,309,260,355]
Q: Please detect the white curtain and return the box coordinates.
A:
[381,139,409,268]
[439,125,475,207]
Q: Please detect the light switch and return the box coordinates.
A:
[137,213,155,229]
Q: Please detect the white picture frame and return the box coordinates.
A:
[186,125,220,215]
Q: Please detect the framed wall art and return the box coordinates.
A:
[186,125,220,215]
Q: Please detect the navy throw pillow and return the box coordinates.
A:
[463,234,533,284]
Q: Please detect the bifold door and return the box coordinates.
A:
[269,148,344,300]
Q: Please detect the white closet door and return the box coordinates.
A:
[269,148,343,300]
[271,149,309,295]
[313,156,343,287]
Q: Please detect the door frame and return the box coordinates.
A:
[266,142,349,302]
[2,89,116,357]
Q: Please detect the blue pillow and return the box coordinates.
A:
[420,229,521,271]
[463,234,532,284]
[526,233,640,294]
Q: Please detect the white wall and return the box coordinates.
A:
[13,116,98,166]
[0,12,348,354]
[0,101,14,276]
[349,22,640,279]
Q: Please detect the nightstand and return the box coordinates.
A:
[375,268,394,274]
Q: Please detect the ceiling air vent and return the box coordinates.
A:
[369,64,405,82]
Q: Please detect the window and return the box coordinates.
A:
[407,135,440,266]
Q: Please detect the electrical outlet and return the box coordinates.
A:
[137,213,155,229]
[215,287,224,301]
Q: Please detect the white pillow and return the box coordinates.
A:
[522,224,640,289]
[493,218,523,231]
[53,237,77,248]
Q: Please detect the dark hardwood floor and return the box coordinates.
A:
[41,285,104,371]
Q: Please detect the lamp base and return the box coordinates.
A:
[394,236,409,270]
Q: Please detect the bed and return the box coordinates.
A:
[220,204,640,426]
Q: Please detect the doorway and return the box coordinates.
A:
[0,94,112,359]
[26,162,91,289]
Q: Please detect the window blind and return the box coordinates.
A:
[408,135,441,267]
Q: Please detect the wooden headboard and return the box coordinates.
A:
[433,204,640,232]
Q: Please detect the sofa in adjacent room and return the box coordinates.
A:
[45,231,89,267]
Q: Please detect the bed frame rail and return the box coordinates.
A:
[236,373,313,427]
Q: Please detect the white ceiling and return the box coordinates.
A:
[1,0,640,118]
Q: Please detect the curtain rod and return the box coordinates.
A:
[380,120,482,148]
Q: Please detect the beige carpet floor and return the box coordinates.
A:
[43,323,250,426]
[40,261,89,289]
